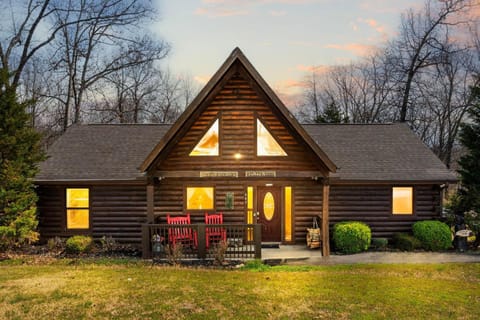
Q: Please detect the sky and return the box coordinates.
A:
[151,0,423,105]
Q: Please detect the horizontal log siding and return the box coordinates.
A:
[37,184,148,244]
[157,72,320,173]
[293,182,323,243]
[329,185,442,238]
[154,180,246,224]
[90,185,147,243]
[37,186,64,241]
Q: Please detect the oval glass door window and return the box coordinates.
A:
[263,192,275,221]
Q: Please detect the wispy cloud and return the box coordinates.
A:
[269,10,287,16]
[325,43,376,56]
[195,0,322,18]
[358,18,386,34]
[359,0,422,14]
[194,75,210,85]
[194,7,249,17]
[296,64,331,75]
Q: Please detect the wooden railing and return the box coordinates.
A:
[141,223,262,260]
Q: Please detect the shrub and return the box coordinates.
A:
[393,233,422,251]
[47,237,65,252]
[65,235,94,254]
[370,237,388,251]
[166,243,183,265]
[412,220,452,251]
[333,221,371,254]
[0,226,16,251]
[212,240,228,266]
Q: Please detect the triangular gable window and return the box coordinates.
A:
[257,119,287,156]
[190,119,219,156]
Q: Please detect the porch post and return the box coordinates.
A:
[322,180,330,257]
[146,178,155,223]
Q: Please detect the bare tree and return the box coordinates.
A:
[388,0,471,122]
[48,0,169,130]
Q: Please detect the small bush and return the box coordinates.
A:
[413,220,452,251]
[166,243,183,265]
[65,235,94,254]
[47,237,65,252]
[212,240,228,266]
[371,238,388,251]
[99,235,117,253]
[393,233,422,251]
[0,226,16,251]
[333,221,371,254]
[241,259,271,271]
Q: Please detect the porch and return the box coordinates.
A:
[142,223,262,260]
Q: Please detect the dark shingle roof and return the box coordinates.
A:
[36,124,171,181]
[304,123,457,182]
[36,123,457,183]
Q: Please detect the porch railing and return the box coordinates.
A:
[141,223,262,260]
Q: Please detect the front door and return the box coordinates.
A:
[257,186,282,242]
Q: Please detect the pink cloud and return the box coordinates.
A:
[194,75,210,85]
[325,43,376,56]
[358,18,387,35]
[195,0,321,18]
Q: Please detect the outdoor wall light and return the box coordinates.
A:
[234,153,242,160]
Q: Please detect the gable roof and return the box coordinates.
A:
[36,123,457,183]
[139,47,337,173]
[304,123,457,183]
[36,124,170,182]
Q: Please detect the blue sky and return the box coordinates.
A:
[152,0,422,104]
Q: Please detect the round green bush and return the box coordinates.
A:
[333,221,371,254]
[412,220,452,251]
[65,235,93,254]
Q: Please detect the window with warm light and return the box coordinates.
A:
[392,187,413,215]
[257,119,287,156]
[186,187,214,210]
[284,186,292,241]
[66,188,90,229]
[190,119,219,156]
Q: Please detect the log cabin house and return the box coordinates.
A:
[35,48,457,256]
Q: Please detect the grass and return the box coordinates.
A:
[0,258,479,319]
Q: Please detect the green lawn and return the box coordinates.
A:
[0,258,479,319]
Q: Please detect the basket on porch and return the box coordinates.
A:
[306,217,321,249]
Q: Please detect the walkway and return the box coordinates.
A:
[261,245,480,265]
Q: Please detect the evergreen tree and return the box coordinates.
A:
[457,87,480,213]
[0,70,45,249]
[455,86,480,247]
[315,103,349,124]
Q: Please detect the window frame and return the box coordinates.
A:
[189,116,221,157]
[65,188,91,231]
[184,186,216,211]
[255,117,288,157]
[391,186,415,215]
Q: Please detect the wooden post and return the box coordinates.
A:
[322,181,330,257]
[197,224,206,259]
[146,179,154,224]
[141,224,150,259]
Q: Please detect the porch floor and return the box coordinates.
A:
[261,245,322,264]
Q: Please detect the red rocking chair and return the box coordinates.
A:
[205,212,227,248]
[167,213,197,247]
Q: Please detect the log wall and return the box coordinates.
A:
[37,184,147,244]
[329,184,442,238]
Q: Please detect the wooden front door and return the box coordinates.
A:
[257,186,282,242]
